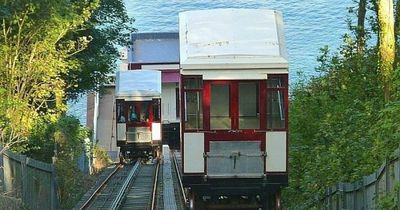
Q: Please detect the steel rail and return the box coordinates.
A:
[79,164,122,210]
[109,159,141,210]
[151,161,161,210]
[172,151,187,204]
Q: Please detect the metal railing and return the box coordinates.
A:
[317,149,400,210]
[2,149,58,210]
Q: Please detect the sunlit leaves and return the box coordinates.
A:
[0,0,100,150]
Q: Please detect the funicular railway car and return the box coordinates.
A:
[179,9,288,209]
[115,70,162,158]
[127,33,181,150]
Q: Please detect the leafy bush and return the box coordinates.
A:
[92,145,112,174]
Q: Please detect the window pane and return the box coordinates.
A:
[139,102,151,122]
[239,83,259,129]
[185,92,203,129]
[128,104,138,122]
[211,84,230,129]
[267,90,285,129]
[153,98,161,122]
[184,77,202,89]
[267,78,283,88]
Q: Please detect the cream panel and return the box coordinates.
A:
[266,132,286,172]
[161,83,180,123]
[117,123,126,141]
[151,123,161,141]
[184,133,204,173]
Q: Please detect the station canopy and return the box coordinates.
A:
[115,70,161,101]
[179,9,288,72]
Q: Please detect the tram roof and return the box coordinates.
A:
[179,9,288,71]
[115,70,161,100]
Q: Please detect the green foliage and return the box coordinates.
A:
[53,115,88,160]
[55,158,95,210]
[0,0,100,150]
[371,102,400,160]
[0,0,133,151]
[93,145,112,164]
[64,0,135,100]
[24,115,88,163]
[377,182,400,210]
[92,145,112,173]
[282,1,400,207]
[283,30,400,209]
[22,115,92,209]
[52,116,92,209]
[0,1,133,208]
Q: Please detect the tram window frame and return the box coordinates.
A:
[183,76,203,130]
[266,75,288,130]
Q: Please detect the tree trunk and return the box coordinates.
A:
[377,0,395,102]
[357,0,367,54]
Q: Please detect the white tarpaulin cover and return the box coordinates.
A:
[115,70,161,100]
[179,9,288,70]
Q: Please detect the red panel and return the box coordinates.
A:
[203,81,211,130]
[128,63,142,69]
[230,82,238,129]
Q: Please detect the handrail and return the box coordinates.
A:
[172,151,187,204]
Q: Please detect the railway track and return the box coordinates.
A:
[76,146,186,210]
[77,161,140,210]
[120,161,159,209]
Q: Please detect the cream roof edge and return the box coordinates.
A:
[179,8,288,71]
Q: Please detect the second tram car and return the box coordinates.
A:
[115,70,162,158]
[179,9,289,209]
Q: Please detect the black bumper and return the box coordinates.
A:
[182,174,288,195]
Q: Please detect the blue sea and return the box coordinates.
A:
[68,0,355,125]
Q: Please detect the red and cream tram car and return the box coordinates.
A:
[179,9,288,209]
[115,70,162,158]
